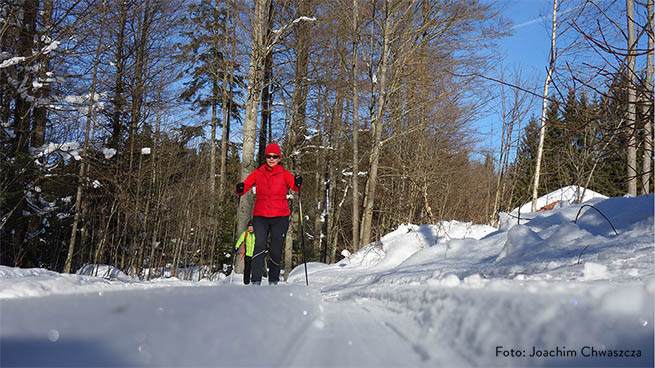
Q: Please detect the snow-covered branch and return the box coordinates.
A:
[267,16,317,54]
[0,39,60,69]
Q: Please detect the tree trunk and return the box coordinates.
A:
[259,52,272,167]
[642,0,653,194]
[219,0,236,202]
[259,0,275,167]
[113,1,130,150]
[109,1,127,149]
[532,0,558,212]
[360,0,392,247]
[320,66,344,262]
[351,0,361,251]
[284,0,311,278]
[129,0,151,171]
[626,0,638,196]
[31,0,52,148]
[327,98,348,264]
[289,0,311,151]
[147,67,163,279]
[210,76,218,199]
[237,0,271,233]
[492,77,508,224]
[64,1,107,273]
[129,0,153,276]
[13,0,38,155]
[315,129,327,262]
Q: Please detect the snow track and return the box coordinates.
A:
[0,284,437,367]
[284,298,430,367]
[1,274,653,367]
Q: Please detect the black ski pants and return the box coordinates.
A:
[251,216,289,283]
[243,255,252,285]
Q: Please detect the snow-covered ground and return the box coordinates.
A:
[1,193,653,367]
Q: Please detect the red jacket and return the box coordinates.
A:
[239,164,299,217]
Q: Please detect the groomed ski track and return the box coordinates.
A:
[1,283,431,367]
[2,278,652,367]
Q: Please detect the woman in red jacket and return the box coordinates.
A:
[235,142,302,285]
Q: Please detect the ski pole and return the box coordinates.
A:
[230,193,241,284]
[230,247,237,284]
[297,186,309,286]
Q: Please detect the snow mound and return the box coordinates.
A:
[511,185,607,214]
[288,262,330,280]
[0,266,115,298]
[433,220,497,244]
[337,221,496,270]
[486,194,653,278]
[576,195,655,235]
[494,224,544,263]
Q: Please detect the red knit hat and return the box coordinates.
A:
[264,142,282,156]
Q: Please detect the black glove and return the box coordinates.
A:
[236,182,244,194]
[294,175,302,189]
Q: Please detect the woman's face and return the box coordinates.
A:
[265,154,280,168]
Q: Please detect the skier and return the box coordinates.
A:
[234,220,255,284]
[235,142,302,285]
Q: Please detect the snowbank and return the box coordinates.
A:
[291,193,653,287]
[0,266,213,299]
[335,221,497,271]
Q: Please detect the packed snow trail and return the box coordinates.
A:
[2,278,652,367]
[1,284,435,367]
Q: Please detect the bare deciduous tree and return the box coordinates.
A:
[64,0,108,273]
[532,0,559,212]
[236,0,271,233]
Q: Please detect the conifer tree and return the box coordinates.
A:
[179,0,241,202]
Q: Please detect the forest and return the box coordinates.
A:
[1,0,652,279]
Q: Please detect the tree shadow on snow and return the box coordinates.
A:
[1,337,134,367]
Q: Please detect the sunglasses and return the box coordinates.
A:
[265,155,280,159]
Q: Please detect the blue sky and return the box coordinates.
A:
[474,0,556,160]
[503,0,553,75]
